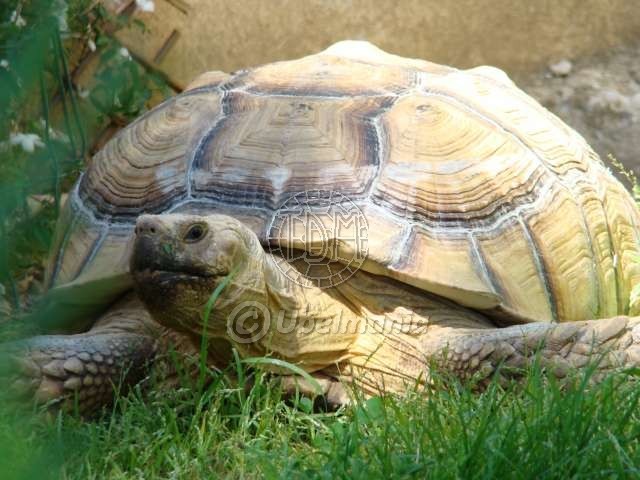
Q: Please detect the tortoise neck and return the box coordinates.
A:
[224,253,365,366]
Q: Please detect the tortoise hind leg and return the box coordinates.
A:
[421,316,640,382]
[0,293,189,415]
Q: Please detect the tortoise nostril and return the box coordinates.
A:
[136,216,162,236]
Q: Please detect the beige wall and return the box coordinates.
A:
[109,0,640,89]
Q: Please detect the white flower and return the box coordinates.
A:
[119,47,132,60]
[78,87,90,99]
[0,59,8,69]
[87,39,96,52]
[10,10,26,28]
[10,133,45,153]
[135,0,155,12]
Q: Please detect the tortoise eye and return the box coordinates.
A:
[184,224,206,243]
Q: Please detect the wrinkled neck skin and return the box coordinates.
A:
[205,250,366,370]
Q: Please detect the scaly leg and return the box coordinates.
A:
[421,316,640,382]
[0,293,197,414]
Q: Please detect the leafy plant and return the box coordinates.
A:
[0,0,169,314]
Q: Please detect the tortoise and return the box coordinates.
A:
[4,40,640,413]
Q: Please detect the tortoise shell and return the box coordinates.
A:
[46,41,640,325]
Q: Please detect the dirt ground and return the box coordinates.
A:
[516,41,640,180]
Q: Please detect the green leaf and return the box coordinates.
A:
[297,396,314,413]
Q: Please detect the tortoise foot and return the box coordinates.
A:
[0,333,156,414]
[279,372,351,411]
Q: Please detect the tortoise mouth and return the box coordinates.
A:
[130,233,228,282]
[134,268,226,285]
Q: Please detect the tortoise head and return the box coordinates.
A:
[130,213,266,335]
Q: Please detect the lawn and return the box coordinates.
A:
[2,364,640,479]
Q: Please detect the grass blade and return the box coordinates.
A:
[241,357,323,395]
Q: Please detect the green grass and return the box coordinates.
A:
[2,364,640,479]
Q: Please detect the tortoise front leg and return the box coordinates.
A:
[2,332,155,413]
[421,316,640,382]
[0,293,194,414]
